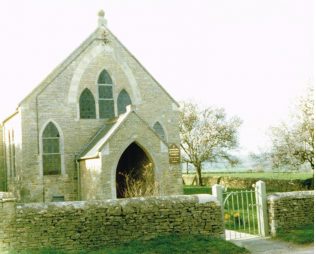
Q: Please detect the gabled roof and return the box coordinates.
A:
[108,30,179,107]
[18,17,179,107]
[77,117,117,159]
[79,107,168,160]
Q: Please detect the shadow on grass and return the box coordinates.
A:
[10,235,250,254]
[89,234,250,254]
[274,224,314,244]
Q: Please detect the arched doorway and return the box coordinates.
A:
[116,142,155,198]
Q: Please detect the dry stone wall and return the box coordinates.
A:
[267,191,314,236]
[0,193,223,253]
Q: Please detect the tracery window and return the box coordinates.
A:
[42,122,61,175]
[98,69,114,118]
[79,88,96,119]
[117,89,132,115]
[153,122,166,141]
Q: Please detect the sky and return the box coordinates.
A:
[0,0,313,155]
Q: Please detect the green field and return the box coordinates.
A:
[183,186,212,195]
[184,171,313,180]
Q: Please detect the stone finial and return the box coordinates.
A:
[98,9,107,27]
[98,9,105,17]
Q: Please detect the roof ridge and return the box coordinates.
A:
[106,29,179,107]
[17,26,179,108]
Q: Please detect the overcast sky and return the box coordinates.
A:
[0,0,313,155]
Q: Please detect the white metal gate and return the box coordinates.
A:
[213,180,269,240]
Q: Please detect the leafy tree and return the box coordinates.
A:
[179,102,242,185]
[270,86,314,170]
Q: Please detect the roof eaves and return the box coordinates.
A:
[2,110,19,124]
[78,154,100,161]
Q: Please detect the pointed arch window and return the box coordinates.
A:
[117,89,132,115]
[6,129,16,178]
[42,122,61,175]
[98,69,114,119]
[79,88,96,119]
[11,130,16,177]
[153,122,166,141]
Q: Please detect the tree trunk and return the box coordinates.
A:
[195,164,203,186]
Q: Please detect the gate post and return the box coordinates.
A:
[255,180,269,237]
[212,184,225,237]
[212,184,224,205]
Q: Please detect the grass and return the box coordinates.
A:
[274,224,314,244]
[89,234,250,254]
[12,235,250,254]
[183,185,212,195]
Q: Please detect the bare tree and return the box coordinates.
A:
[179,102,242,185]
[270,86,314,170]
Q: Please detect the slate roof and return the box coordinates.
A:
[77,117,118,159]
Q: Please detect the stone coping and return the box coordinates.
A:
[0,192,16,202]
[14,194,218,210]
[267,191,314,201]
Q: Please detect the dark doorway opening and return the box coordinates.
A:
[116,142,154,198]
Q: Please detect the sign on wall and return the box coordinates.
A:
[169,144,180,164]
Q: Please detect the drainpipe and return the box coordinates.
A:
[42,172,45,203]
[76,158,81,200]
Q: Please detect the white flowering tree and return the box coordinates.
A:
[179,102,242,185]
[270,86,314,171]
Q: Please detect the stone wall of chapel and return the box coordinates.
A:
[107,32,180,145]
[18,33,181,202]
[19,42,107,202]
[80,158,102,200]
[80,113,174,201]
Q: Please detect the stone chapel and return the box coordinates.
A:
[0,11,182,203]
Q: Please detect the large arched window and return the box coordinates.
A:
[79,88,96,119]
[117,89,132,115]
[153,122,166,141]
[98,69,114,118]
[42,122,61,175]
